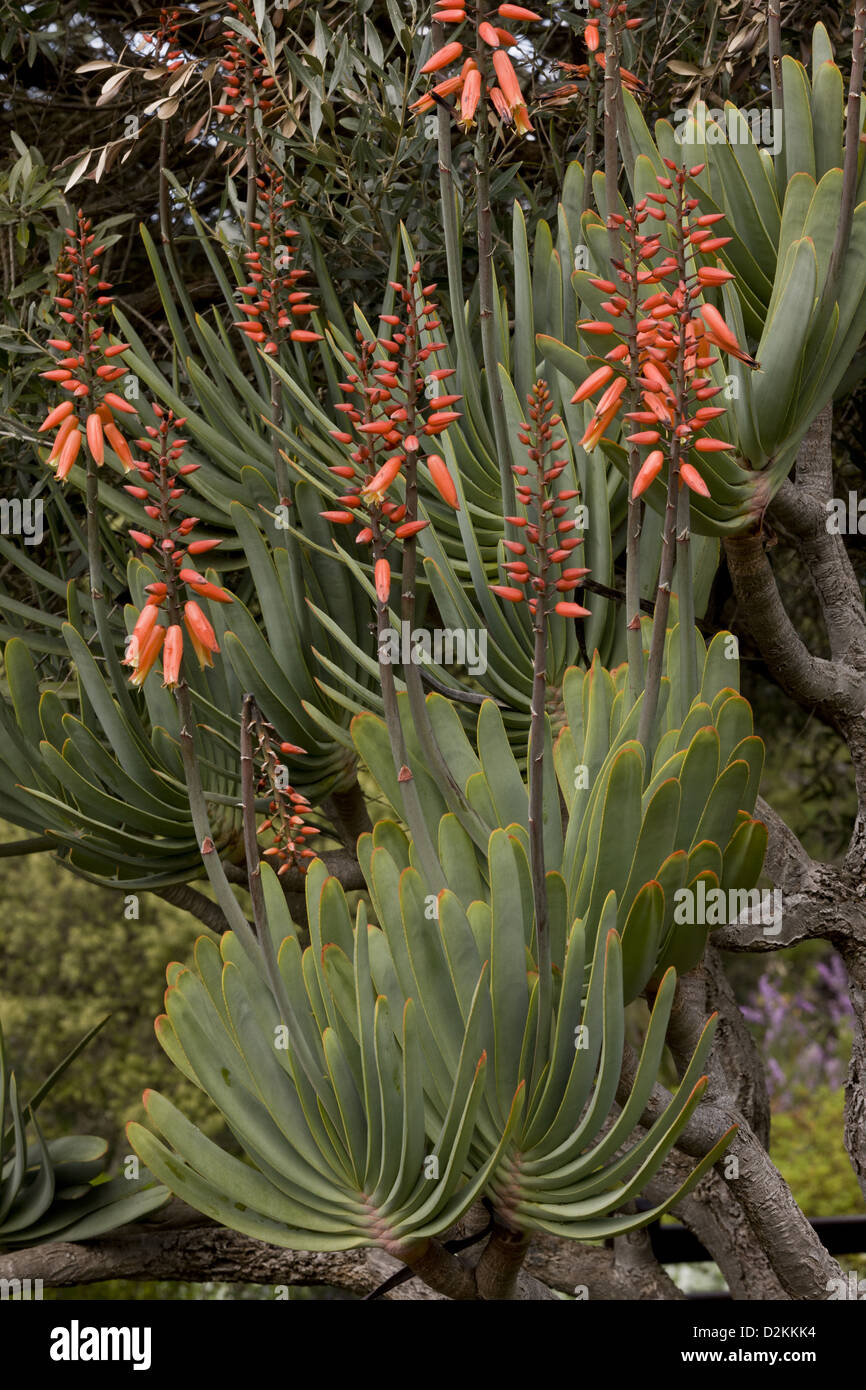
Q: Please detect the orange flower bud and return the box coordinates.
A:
[86,412,105,465]
[162,625,182,690]
[374,558,391,603]
[679,462,711,497]
[632,450,664,498]
[56,427,82,480]
[427,453,459,509]
[183,601,220,668]
[420,40,463,73]
[38,401,74,433]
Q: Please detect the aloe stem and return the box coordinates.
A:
[767,1,783,123]
[240,692,267,938]
[637,174,690,747]
[372,530,445,892]
[676,483,697,710]
[474,40,515,515]
[581,63,599,216]
[433,23,488,441]
[398,305,492,851]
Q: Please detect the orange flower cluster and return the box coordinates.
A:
[234,164,321,353]
[491,380,590,620]
[551,1,645,98]
[214,1,275,120]
[319,264,462,602]
[250,709,317,877]
[122,406,231,689]
[37,209,135,481]
[572,159,756,503]
[141,8,184,68]
[411,4,539,135]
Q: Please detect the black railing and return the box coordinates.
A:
[642,1213,866,1299]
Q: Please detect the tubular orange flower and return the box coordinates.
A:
[161,625,183,689]
[186,579,233,604]
[498,4,539,19]
[478,20,500,45]
[679,462,711,497]
[595,374,628,415]
[123,606,160,673]
[491,49,524,110]
[421,40,464,73]
[632,450,665,498]
[104,422,133,470]
[128,624,165,687]
[697,303,758,366]
[38,401,74,433]
[571,363,615,403]
[361,453,402,503]
[579,398,622,451]
[85,412,105,465]
[374,558,391,603]
[695,437,732,452]
[48,414,77,463]
[585,21,599,51]
[555,600,591,617]
[427,453,459,509]
[56,427,82,481]
[459,67,482,130]
[490,584,525,603]
[183,600,220,668]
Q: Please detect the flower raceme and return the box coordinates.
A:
[491,379,591,622]
[214,1,276,123]
[545,1,646,107]
[249,705,318,878]
[571,160,759,503]
[233,163,321,353]
[121,405,230,690]
[411,3,538,136]
[37,209,136,480]
[318,264,462,586]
